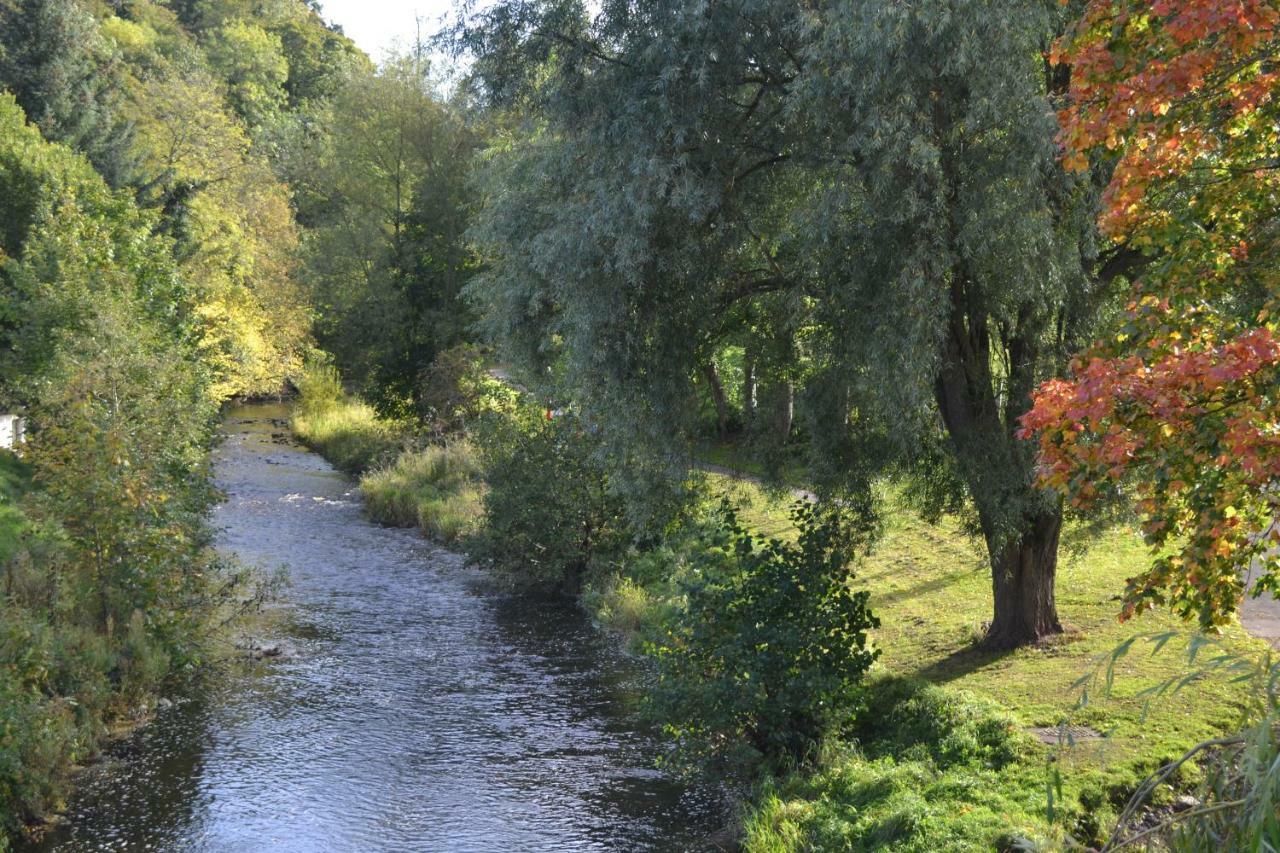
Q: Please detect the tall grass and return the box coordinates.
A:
[360,443,485,544]
[290,365,406,476]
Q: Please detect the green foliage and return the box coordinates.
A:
[461,0,1111,646]
[415,344,518,437]
[738,678,1045,851]
[0,0,136,185]
[1070,634,1280,850]
[853,679,1025,772]
[202,19,289,128]
[293,360,344,416]
[470,410,629,591]
[743,754,1051,853]
[0,94,247,843]
[647,500,879,771]
[302,58,478,413]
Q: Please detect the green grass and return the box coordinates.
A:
[580,440,1269,849]
[289,378,485,546]
[691,470,1267,849]
[291,398,406,476]
[360,443,485,544]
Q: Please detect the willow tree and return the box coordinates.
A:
[461,0,1135,648]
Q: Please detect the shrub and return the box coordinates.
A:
[647,500,880,771]
[470,411,630,591]
[293,360,344,417]
[415,344,518,436]
[853,678,1026,771]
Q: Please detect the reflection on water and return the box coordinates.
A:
[28,403,721,852]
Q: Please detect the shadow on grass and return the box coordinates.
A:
[863,564,985,611]
[910,643,1012,685]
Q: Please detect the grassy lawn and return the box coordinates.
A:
[699,464,1268,849]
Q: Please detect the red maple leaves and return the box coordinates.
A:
[1022,0,1280,626]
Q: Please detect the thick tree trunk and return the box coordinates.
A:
[982,510,1063,649]
[702,362,730,436]
[933,280,1064,649]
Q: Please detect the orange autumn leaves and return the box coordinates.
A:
[1021,0,1280,626]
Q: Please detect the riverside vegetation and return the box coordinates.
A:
[5,0,1280,849]
[0,0,361,843]
[291,359,1272,850]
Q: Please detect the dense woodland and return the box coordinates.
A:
[2,0,1279,849]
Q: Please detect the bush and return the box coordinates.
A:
[360,443,484,543]
[739,680,1045,852]
[293,360,344,417]
[854,678,1026,771]
[647,500,880,771]
[470,411,630,591]
[415,344,518,436]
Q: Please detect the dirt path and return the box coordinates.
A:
[1242,561,1280,648]
[692,460,817,503]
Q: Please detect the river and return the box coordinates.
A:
[27,403,723,852]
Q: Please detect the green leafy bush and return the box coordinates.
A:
[470,411,629,591]
[414,344,518,437]
[647,500,879,771]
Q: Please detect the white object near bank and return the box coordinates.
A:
[0,415,26,450]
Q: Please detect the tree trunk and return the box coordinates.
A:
[742,351,757,432]
[933,280,1064,649]
[982,510,1063,649]
[702,362,730,436]
[773,380,793,442]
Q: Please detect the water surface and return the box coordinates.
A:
[29,403,720,852]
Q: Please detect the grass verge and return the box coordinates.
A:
[289,376,483,545]
[360,443,485,544]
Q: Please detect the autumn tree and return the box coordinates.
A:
[1022,0,1280,627]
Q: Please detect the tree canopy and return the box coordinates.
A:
[459,0,1121,647]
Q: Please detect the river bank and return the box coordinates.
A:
[325,383,1280,849]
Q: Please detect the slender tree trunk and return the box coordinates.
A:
[773,380,793,442]
[702,362,730,436]
[741,351,757,433]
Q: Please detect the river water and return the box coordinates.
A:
[28,403,722,852]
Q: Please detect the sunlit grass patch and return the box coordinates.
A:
[360,443,485,544]
[291,398,406,476]
[666,452,1269,849]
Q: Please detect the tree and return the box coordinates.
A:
[303,58,478,413]
[0,0,136,185]
[203,18,290,129]
[1021,1,1280,628]
[460,0,1116,647]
